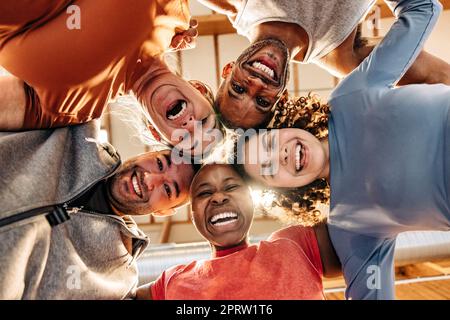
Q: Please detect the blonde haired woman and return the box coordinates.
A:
[0,0,217,155]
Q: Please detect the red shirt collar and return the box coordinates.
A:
[214,242,249,258]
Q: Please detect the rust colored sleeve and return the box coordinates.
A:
[22,82,44,129]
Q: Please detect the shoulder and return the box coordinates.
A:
[329,70,369,101]
[268,225,318,253]
[267,225,324,276]
[164,264,188,279]
[153,263,188,285]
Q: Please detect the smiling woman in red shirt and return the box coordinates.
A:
[136,164,341,300]
[0,0,217,155]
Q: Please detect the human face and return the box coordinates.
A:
[142,73,218,156]
[107,150,194,216]
[190,164,254,249]
[243,129,329,188]
[217,39,290,129]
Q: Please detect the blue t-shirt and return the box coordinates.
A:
[327,0,449,299]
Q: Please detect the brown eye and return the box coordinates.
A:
[256,96,271,109]
[157,158,163,171]
[197,190,212,198]
[232,83,245,94]
[164,184,172,199]
[225,184,239,192]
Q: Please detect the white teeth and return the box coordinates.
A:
[295,143,302,171]
[210,212,238,224]
[132,174,142,197]
[167,101,187,120]
[252,61,275,79]
[214,220,237,227]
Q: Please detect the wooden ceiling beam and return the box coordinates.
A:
[159,217,173,243]
[196,14,235,36]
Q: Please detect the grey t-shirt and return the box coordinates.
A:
[233,0,376,63]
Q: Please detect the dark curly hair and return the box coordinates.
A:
[233,93,331,226]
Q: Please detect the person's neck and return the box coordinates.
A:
[319,138,330,181]
[109,203,125,217]
[104,180,127,217]
[71,181,119,216]
[248,22,309,61]
[211,238,249,258]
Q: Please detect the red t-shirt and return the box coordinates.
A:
[150,226,325,300]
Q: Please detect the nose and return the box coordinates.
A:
[211,192,229,206]
[280,145,289,166]
[246,76,267,95]
[143,172,164,193]
[181,116,195,130]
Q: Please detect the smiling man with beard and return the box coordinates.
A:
[198,0,450,129]
[0,120,194,299]
[106,149,193,217]
[136,164,341,300]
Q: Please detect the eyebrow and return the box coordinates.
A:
[262,132,269,152]
[174,181,180,198]
[260,132,276,179]
[164,153,172,168]
[195,182,211,190]
[261,163,275,180]
[194,176,237,192]
[263,131,275,154]
[222,177,236,184]
[270,132,276,152]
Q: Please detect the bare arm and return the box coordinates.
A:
[0,76,26,131]
[358,47,450,86]
[135,282,153,300]
[196,0,240,19]
[319,0,449,86]
[313,221,342,278]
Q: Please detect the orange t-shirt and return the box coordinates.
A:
[150,226,325,300]
[0,0,190,129]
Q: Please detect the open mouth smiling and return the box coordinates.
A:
[208,211,239,227]
[245,59,279,85]
[131,171,143,198]
[166,100,188,121]
[294,141,307,172]
[251,61,275,79]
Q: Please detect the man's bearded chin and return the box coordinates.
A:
[105,169,152,216]
[235,38,291,90]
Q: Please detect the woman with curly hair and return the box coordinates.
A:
[232,93,331,227]
[237,0,450,300]
[0,0,218,156]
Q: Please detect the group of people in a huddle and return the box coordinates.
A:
[0,0,449,300]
